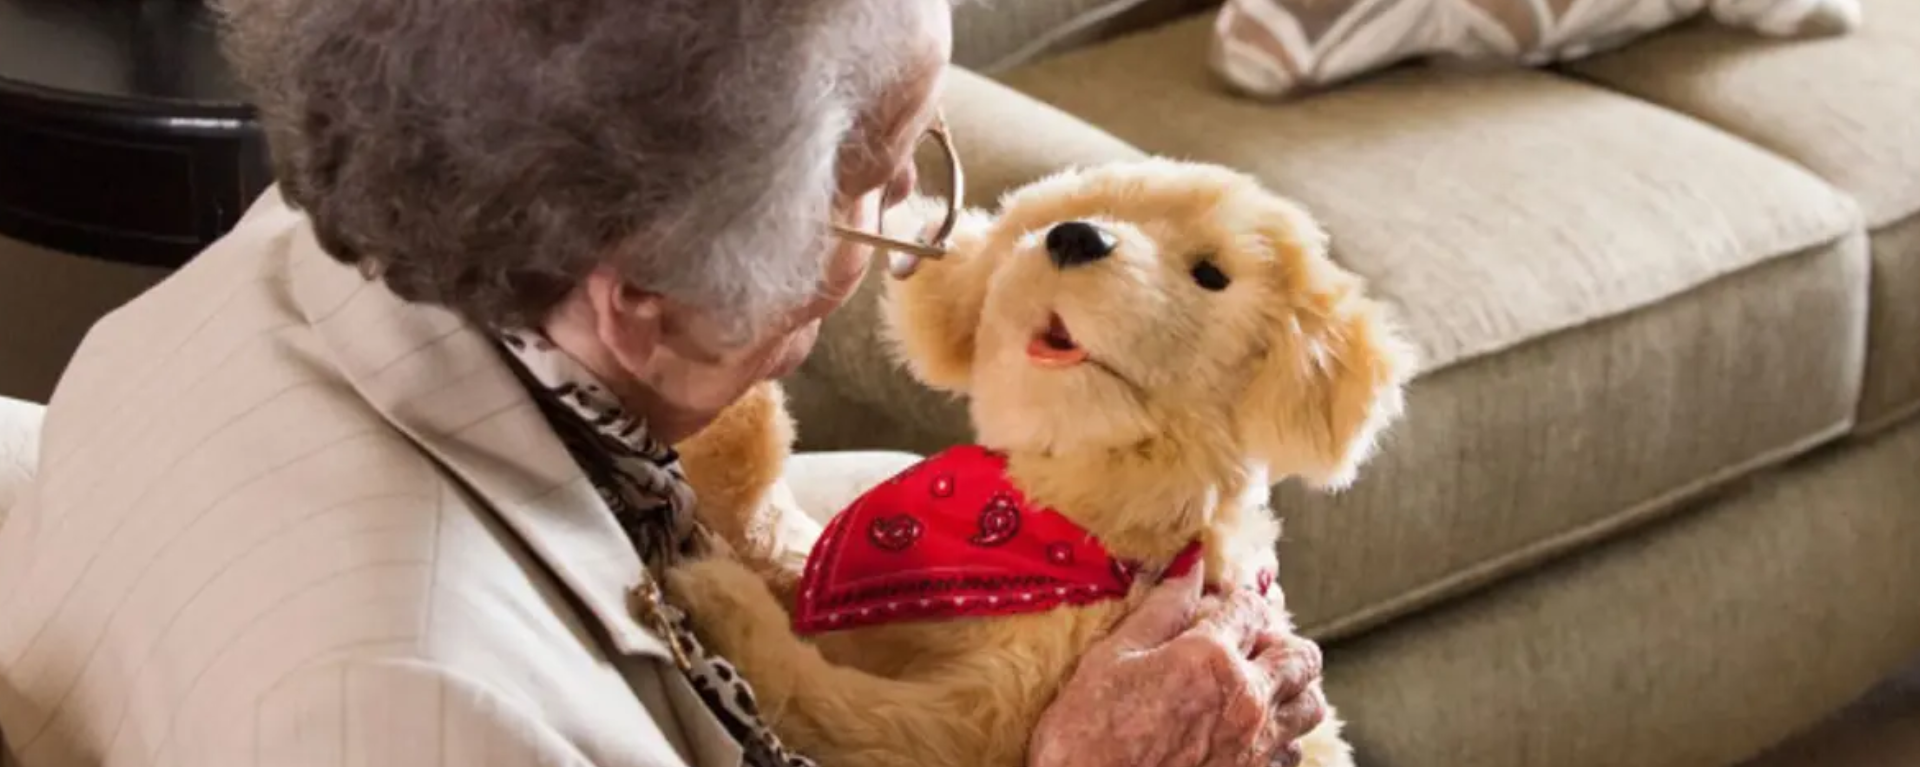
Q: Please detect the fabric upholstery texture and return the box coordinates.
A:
[1276,238,1868,637]
[934,68,1147,205]
[1329,419,1920,767]
[1567,0,1920,429]
[1740,659,1920,766]
[1862,218,1920,431]
[793,17,1872,635]
[1214,0,1861,100]
[0,396,42,531]
[952,0,1217,73]
[1568,0,1920,230]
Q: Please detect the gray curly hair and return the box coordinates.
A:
[218,0,937,333]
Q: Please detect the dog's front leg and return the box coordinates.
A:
[675,381,819,605]
[666,557,1009,767]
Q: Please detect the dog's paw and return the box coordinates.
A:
[665,557,791,654]
[1293,708,1354,767]
[667,557,764,616]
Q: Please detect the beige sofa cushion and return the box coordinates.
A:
[1862,218,1920,430]
[1569,0,1920,230]
[794,16,1870,639]
[1567,0,1920,430]
[1331,418,1920,767]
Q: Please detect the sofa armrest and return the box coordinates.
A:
[939,67,1147,204]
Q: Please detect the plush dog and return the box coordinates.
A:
[669,158,1416,767]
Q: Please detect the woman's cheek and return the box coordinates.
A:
[768,320,822,380]
[822,239,872,308]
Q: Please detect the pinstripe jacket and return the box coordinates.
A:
[0,189,760,767]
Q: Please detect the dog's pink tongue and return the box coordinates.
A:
[1027,337,1088,367]
[1028,315,1088,367]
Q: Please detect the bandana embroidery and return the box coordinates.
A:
[794,445,1269,636]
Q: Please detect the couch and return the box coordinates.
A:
[782,1,1920,765]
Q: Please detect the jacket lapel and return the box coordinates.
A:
[262,190,675,663]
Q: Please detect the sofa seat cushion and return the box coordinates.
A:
[1567,0,1920,430]
[802,15,1873,640]
[1330,418,1920,767]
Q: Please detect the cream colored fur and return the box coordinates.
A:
[671,159,1416,767]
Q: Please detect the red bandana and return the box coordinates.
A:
[793,445,1271,635]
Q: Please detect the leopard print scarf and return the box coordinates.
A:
[496,328,817,767]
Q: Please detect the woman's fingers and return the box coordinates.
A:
[1242,630,1326,767]
[1251,634,1323,707]
[1271,684,1328,746]
[1183,587,1272,657]
[1106,563,1206,653]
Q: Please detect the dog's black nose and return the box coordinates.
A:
[1045,221,1116,269]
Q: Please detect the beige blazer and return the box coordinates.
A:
[0,189,910,767]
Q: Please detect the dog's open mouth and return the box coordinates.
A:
[1027,313,1089,367]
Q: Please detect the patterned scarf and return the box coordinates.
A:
[495,328,817,767]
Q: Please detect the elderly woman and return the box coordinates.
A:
[0,1,1327,765]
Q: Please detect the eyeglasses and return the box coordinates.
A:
[827,111,965,262]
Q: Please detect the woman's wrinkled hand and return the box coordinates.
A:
[1029,567,1328,767]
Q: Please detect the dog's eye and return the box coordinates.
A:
[1190,258,1231,292]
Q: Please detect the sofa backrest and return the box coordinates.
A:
[954,0,1219,73]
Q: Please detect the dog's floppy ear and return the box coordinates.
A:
[1237,204,1416,491]
[879,198,997,393]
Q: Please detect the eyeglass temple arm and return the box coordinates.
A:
[928,124,965,247]
[828,227,949,259]
[827,122,966,261]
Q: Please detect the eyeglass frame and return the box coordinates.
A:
[827,111,964,261]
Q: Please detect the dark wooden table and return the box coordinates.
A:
[0,0,272,269]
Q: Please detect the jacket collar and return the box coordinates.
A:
[259,189,673,662]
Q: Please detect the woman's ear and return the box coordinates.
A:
[581,266,668,379]
[879,200,996,393]
[1237,214,1417,491]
